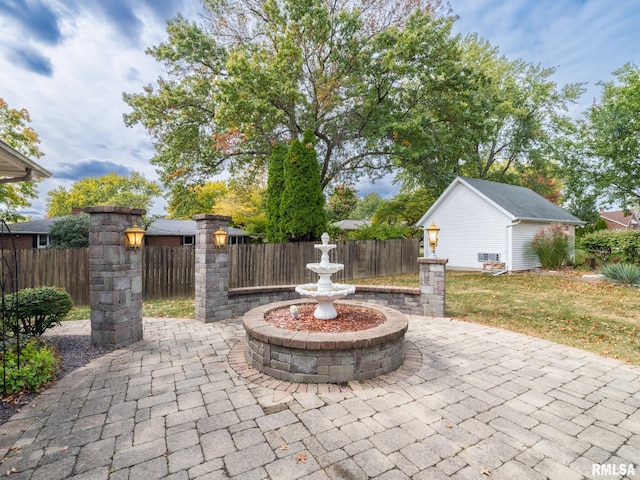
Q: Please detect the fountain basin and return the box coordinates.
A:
[243,299,408,383]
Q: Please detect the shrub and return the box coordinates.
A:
[528,223,571,269]
[4,287,73,337]
[581,230,640,265]
[1,339,61,394]
[49,214,90,248]
[601,263,640,287]
[347,223,413,240]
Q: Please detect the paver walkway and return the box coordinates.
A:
[0,315,638,479]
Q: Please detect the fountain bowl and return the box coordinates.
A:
[243,299,408,383]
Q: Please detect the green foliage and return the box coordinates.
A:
[0,98,43,222]
[49,214,90,248]
[123,1,462,198]
[348,223,412,240]
[371,188,435,238]
[46,172,161,217]
[528,223,571,269]
[352,193,384,220]
[575,217,608,240]
[166,181,228,219]
[601,263,640,287]
[1,339,61,394]
[395,34,583,194]
[579,63,640,209]
[5,287,74,337]
[265,143,288,242]
[326,184,358,222]
[580,230,640,265]
[280,131,327,241]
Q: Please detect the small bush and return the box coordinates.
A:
[347,223,414,240]
[601,263,640,287]
[581,230,640,265]
[1,339,61,394]
[4,287,73,337]
[529,223,571,269]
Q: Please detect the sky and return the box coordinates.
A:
[0,0,639,219]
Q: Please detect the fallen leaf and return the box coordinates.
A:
[480,467,491,475]
[280,443,289,450]
[295,452,307,464]
[445,423,454,429]
[5,467,17,476]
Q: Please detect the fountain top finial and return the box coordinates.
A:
[321,232,330,245]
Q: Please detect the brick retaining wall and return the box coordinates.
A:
[228,285,422,317]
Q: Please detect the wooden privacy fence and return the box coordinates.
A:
[7,239,419,305]
[227,238,420,288]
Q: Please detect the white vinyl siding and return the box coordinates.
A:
[511,222,544,271]
[423,183,510,269]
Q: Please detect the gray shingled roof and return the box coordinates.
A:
[1,217,247,236]
[462,177,584,224]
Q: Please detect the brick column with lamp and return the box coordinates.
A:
[194,214,232,322]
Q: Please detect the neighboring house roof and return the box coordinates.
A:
[0,218,56,234]
[146,218,246,237]
[600,210,640,230]
[1,217,247,237]
[0,139,51,184]
[417,177,585,226]
[331,219,371,231]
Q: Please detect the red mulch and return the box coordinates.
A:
[265,303,385,333]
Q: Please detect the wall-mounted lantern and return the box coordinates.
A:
[425,221,440,258]
[125,223,145,250]
[213,226,228,249]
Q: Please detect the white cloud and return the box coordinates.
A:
[1,0,639,218]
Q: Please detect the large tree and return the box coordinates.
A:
[46,172,161,217]
[394,35,584,194]
[123,0,463,197]
[577,63,640,210]
[166,180,228,219]
[0,98,44,222]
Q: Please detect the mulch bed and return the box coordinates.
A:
[265,303,385,333]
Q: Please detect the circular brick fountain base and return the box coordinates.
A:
[243,300,408,383]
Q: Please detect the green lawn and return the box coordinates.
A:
[354,271,640,366]
[64,270,640,365]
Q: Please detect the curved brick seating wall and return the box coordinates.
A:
[243,299,408,383]
[229,285,422,317]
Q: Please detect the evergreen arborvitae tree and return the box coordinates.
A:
[280,131,327,242]
[265,142,287,243]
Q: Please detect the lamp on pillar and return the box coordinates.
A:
[425,221,440,258]
[125,223,145,250]
[213,226,228,249]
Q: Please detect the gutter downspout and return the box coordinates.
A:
[500,218,521,274]
[0,168,35,184]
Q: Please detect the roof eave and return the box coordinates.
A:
[515,217,586,226]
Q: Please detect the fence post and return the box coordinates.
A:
[194,214,232,322]
[85,206,145,348]
[417,257,448,317]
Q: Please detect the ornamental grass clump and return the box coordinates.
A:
[529,223,571,270]
[601,263,640,287]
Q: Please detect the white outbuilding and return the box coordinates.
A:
[416,177,586,272]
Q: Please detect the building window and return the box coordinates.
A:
[478,253,500,262]
[37,234,50,248]
[182,236,195,246]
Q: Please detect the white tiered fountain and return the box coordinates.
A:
[295,233,356,319]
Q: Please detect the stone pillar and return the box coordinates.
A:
[85,206,145,348]
[418,257,448,317]
[194,214,232,322]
